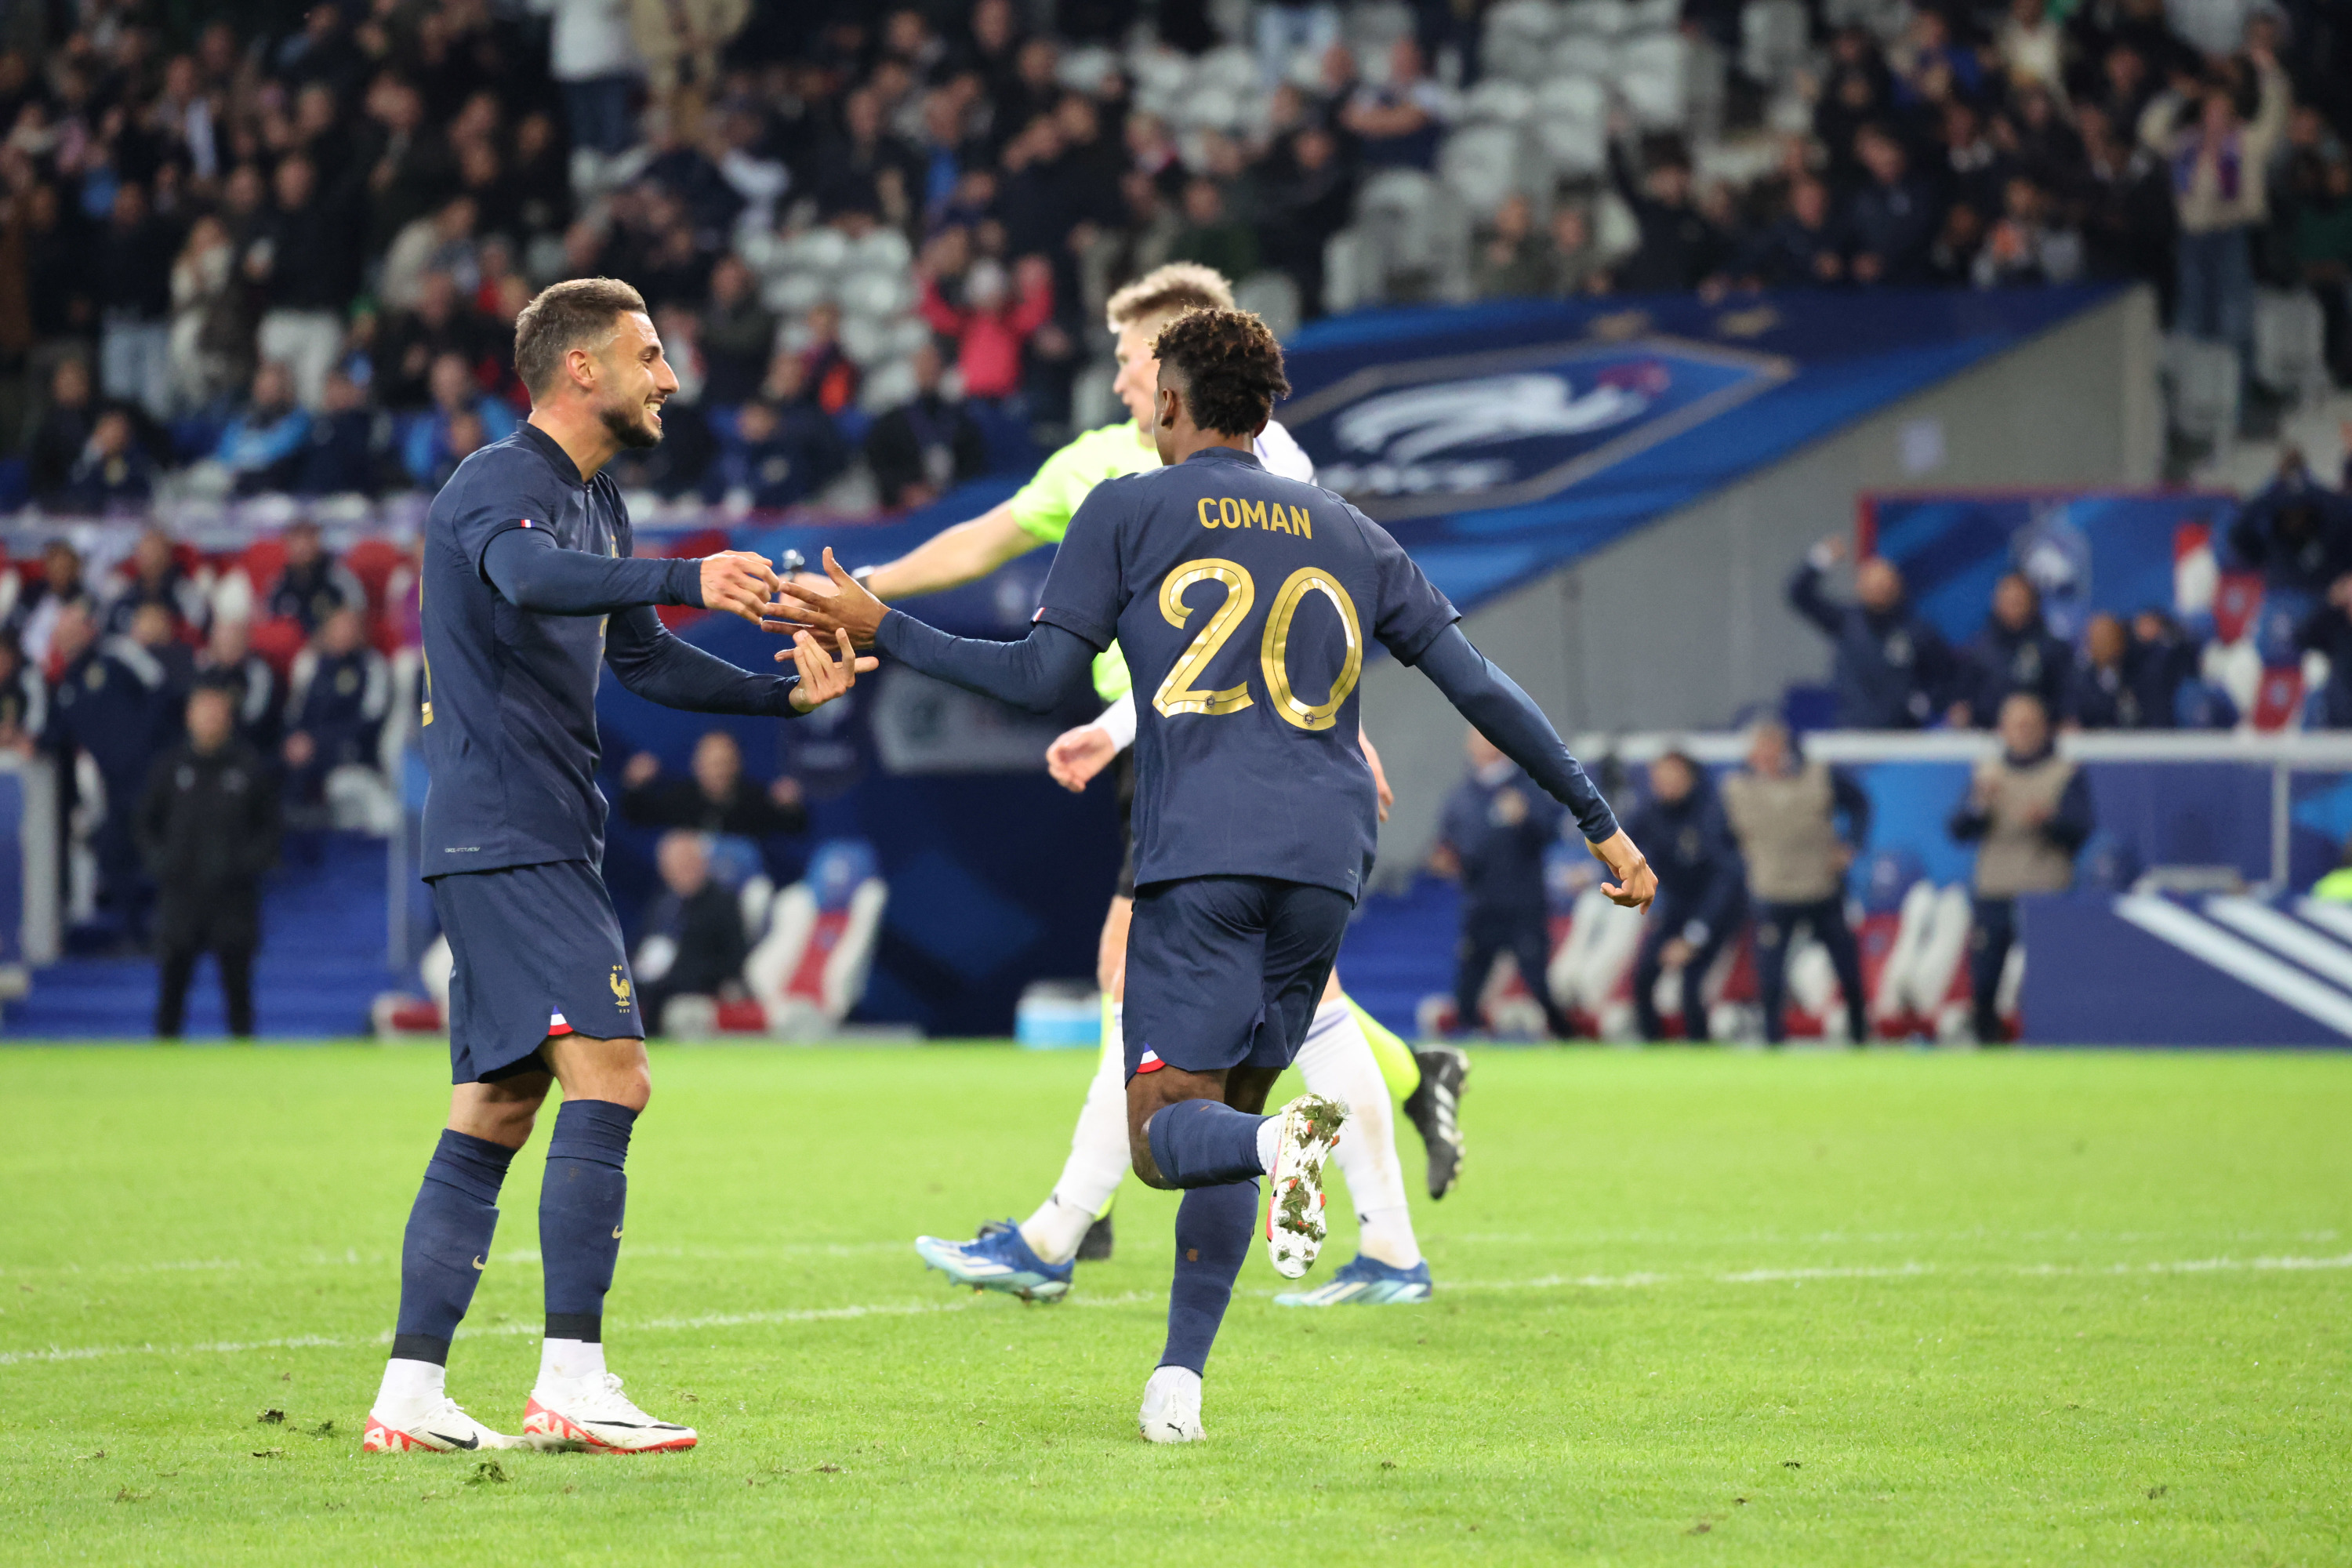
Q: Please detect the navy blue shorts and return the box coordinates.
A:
[429,859,644,1084]
[1122,874,1353,1080]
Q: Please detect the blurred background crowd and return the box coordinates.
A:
[2,0,2349,520]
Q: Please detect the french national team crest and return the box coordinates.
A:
[1281,336,1793,523]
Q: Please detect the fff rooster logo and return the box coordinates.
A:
[1283,337,1791,522]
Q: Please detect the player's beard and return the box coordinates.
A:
[601,393,665,450]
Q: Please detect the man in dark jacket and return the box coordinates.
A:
[1955,573,2073,728]
[619,729,808,838]
[1604,132,1726,293]
[196,618,285,759]
[634,829,750,1036]
[267,520,365,631]
[1844,125,1941,285]
[2230,449,2352,597]
[1788,535,1955,728]
[1431,727,1574,1039]
[46,602,176,941]
[1624,751,1745,1042]
[138,683,278,1037]
[2297,575,2352,727]
[864,343,989,510]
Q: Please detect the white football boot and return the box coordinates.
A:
[522,1372,698,1454]
[1264,1093,1347,1279]
[362,1395,524,1454]
[1138,1364,1205,1443]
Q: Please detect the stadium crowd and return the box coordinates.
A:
[0,0,2348,513]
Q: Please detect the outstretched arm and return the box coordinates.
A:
[850,503,1040,601]
[483,527,781,624]
[1413,624,1656,908]
[608,605,873,716]
[873,613,1099,713]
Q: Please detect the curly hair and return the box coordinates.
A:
[1105,262,1234,331]
[1152,308,1289,437]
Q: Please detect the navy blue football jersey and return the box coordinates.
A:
[419,423,635,875]
[1035,445,1457,898]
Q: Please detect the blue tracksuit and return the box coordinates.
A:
[1622,779,1745,1041]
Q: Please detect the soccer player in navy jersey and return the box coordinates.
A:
[771,309,1657,1443]
[362,278,873,1457]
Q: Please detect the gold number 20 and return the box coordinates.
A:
[1150,559,1363,731]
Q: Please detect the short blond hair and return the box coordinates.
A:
[1105,262,1234,333]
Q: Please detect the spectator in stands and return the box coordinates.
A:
[919,255,1054,404]
[376,272,490,413]
[11,540,94,666]
[1955,572,2074,729]
[699,255,777,408]
[621,729,807,838]
[1949,691,2092,1043]
[128,603,197,711]
[45,601,175,944]
[865,342,989,510]
[1472,193,1552,300]
[0,636,42,755]
[93,180,176,420]
[105,528,205,638]
[198,619,281,757]
[1170,176,1260,283]
[267,521,365,633]
[1736,175,1846,287]
[2230,448,2352,594]
[2296,575,2352,727]
[214,362,312,496]
[1787,535,1954,728]
[2293,155,2352,384]
[1972,176,2086,288]
[1339,39,1449,171]
[139,684,278,1039]
[1719,720,1871,1047]
[535,0,647,159]
[299,369,384,496]
[59,408,155,515]
[282,605,390,815]
[1624,750,1745,1044]
[2140,45,2288,365]
[245,154,360,408]
[24,358,96,503]
[1606,130,1725,294]
[2067,612,2145,728]
[2127,608,2201,726]
[1846,125,1941,285]
[1257,122,1356,318]
[401,350,519,487]
[704,394,845,510]
[1430,727,1576,1040]
[634,829,751,1037]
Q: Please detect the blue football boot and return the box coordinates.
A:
[914,1220,1073,1302]
[1271,1254,1433,1307]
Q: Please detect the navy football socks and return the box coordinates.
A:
[391,1130,517,1365]
[539,1098,637,1342]
[1146,1098,1269,1188]
[1159,1179,1258,1375]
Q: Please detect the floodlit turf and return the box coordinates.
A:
[1,1045,2347,1566]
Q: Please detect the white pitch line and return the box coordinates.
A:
[7,1256,2348,1371]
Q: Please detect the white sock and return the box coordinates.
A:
[1255,1115,1279,1175]
[1019,1008,1131,1265]
[1356,1206,1420,1270]
[536,1336,606,1389]
[374,1356,445,1416]
[1297,998,1421,1269]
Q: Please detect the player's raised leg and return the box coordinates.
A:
[365,1071,541,1454]
[1124,876,1351,1443]
[520,1030,696,1454]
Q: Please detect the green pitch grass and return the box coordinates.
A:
[2,1045,2347,1566]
